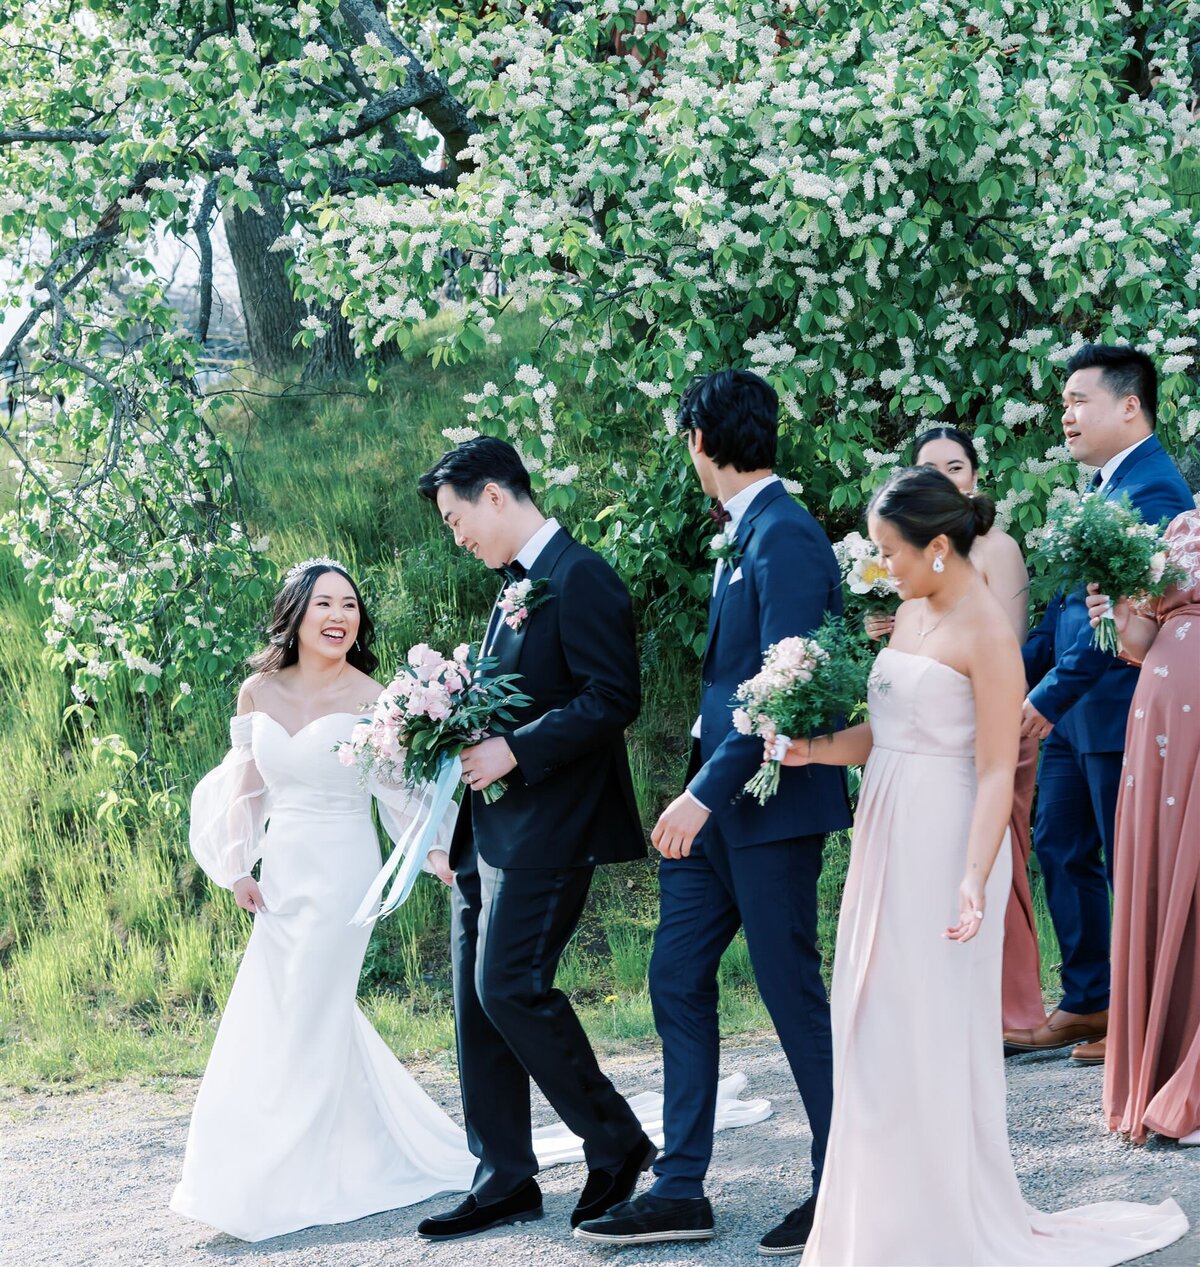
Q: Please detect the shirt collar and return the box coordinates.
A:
[1097,434,1153,491]
[514,517,561,570]
[721,474,780,532]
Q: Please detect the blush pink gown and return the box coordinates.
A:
[803,649,1187,1266]
[1106,510,1200,1142]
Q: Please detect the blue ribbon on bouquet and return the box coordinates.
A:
[349,755,462,927]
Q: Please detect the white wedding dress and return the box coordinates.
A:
[172,712,770,1242]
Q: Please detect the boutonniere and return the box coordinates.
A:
[709,526,740,567]
[498,577,552,631]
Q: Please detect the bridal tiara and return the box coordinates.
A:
[284,556,348,585]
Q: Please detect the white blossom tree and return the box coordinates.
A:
[2,0,1198,709]
[0,0,477,717]
[306,0,1200,650]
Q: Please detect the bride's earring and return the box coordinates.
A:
[932,556,945,574]
[288,635,296,649]
[353,639,360,652]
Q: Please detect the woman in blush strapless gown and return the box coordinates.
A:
[864,426,1044,1035]
[172,559,768,1243]
[774,471,1186,1266]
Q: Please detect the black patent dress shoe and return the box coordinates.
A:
[758,1195,817,1256]
[416,1178,543,1240]
[570,1132,657,1227]
[573,1192,714,1244]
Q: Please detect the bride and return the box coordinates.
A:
[772,470,1186,1266]
[172,558,767,1243]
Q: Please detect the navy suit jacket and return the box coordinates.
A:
[688,481,853,846]
[1024,435,1193,753]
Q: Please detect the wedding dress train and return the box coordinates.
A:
[172,712,769,1242]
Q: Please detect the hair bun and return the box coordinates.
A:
[969,492,996,537]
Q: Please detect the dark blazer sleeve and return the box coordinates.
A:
[504,552,640,785]
[1028,472,1194,723]
[1021,599,1057,690]
[687,517,833,810]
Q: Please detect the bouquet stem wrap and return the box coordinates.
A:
[350,755,462,927]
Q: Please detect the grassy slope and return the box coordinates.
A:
[0,308,1061,1088]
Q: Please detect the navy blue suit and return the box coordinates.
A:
[1024,435,1192,1014]
[648,481,852,1200]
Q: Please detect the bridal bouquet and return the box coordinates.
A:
[1028,493,1181,655]
[734,618,872,805]
[337,642,532,802]
[832,530,899,622]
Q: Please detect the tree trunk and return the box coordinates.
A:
[300,301,361,383]
[224,189,306,377]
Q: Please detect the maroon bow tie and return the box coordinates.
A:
[708,501,732,526]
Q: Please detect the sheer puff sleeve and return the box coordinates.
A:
[189,715,268,889]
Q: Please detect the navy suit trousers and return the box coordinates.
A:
[648,821,832,1199]
[1032,732,1123,1014]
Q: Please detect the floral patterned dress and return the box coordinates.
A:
[1106,509,1200,1142]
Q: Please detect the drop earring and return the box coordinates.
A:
[932,556,945,574]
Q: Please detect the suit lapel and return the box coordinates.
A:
[1103,435,1164,502]
[489,528,570,677]
[704,481,787,655]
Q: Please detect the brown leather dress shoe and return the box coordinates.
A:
[1003,1007,1108,1052]
[1071,1036,1106,1065]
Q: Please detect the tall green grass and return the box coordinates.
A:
[0,308,1064,1088]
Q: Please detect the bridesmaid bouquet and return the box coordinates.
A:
[1029,493,1181,655]
[337,642,532,802]
[734,618,872,805]
[833,530,899,623]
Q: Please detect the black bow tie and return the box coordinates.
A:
[501,560,527,584]
[708,501,732,526]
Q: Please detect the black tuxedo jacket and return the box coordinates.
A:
[450,527,645,870]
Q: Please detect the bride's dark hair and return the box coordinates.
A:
[869,466,995,557]
[248,564,378,675]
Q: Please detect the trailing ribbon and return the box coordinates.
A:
[349,755,462,927]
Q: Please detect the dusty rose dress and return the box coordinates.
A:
[1002,734,1045,1030]
[1106,509,1200,1143]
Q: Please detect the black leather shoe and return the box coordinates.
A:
[416,1179,543,1240]
[573,1192,714,1244]
[758,1195,816,1256]
[570,1132,657,1227]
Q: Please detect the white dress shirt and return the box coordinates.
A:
[1095,434,1153,493]
[514,517,562,571]
[484,518,561,654]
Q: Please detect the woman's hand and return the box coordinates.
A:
[427,848,454,887]
[864,612,895,642]
[762,736,815,767]
[233,875,266,914]
[944,877,985,943]
[1085,582,1133,633]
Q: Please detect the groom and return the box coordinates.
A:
[576,369,852,1255]
[416,437,654,1240]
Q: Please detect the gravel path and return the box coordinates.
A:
[3,1038,1198,1267]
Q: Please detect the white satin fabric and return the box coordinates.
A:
[172,712,771,1242]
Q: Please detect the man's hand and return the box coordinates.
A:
[1020,698,1054,740]
[652,793,710,860]
[427,848,454,887]
[460,737,518,793]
